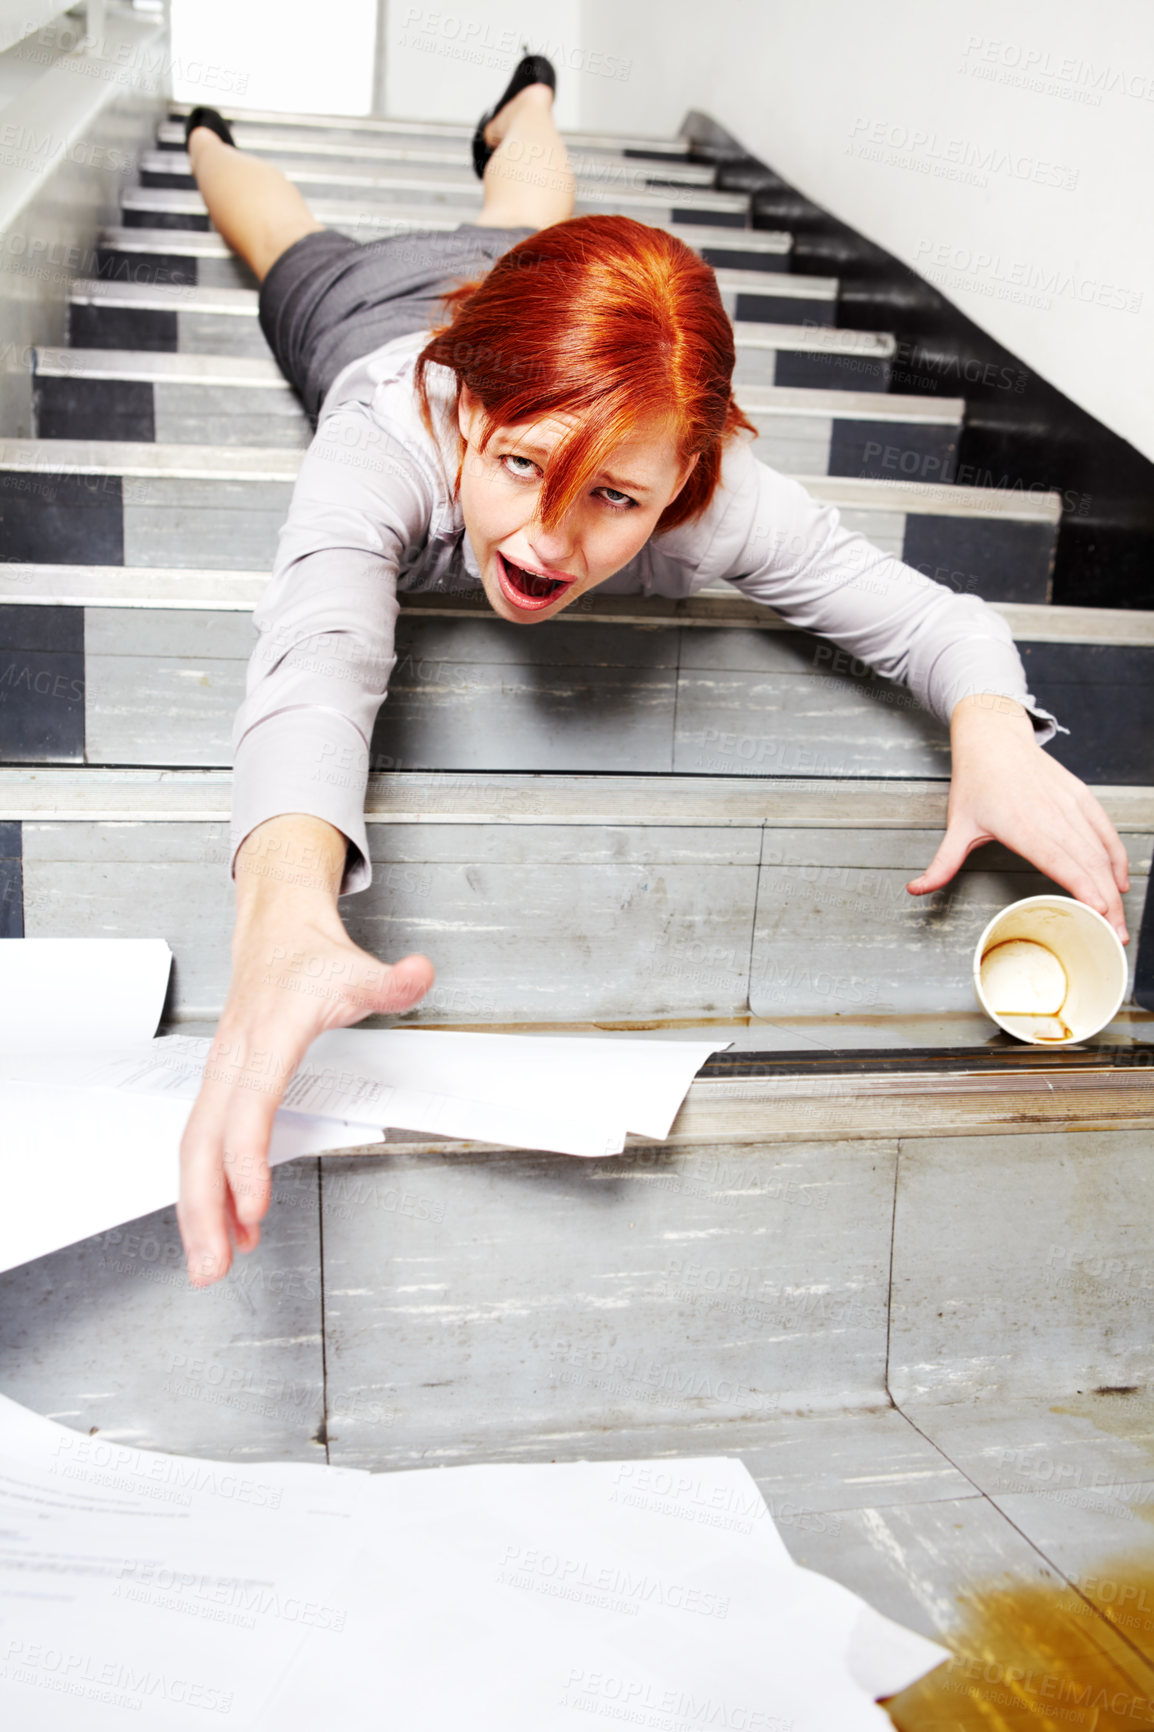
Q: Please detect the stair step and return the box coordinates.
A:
[66,278,894,393]
[3,584,1149,782]
[137,149,751,225]
[33,350,957,476]
[0,433,1058,601]
[2,767,1148,1022]
[103,216,793,279]
[167,102,695,160]
[5,567,1145,643]
[156,120,719,188]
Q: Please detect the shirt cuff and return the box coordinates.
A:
[923,631,1067,746]
[230,707,373,896]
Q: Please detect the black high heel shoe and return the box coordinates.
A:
[471,51,556,179]
[184,105,235,150]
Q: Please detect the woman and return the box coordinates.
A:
[176,60,1131,1287]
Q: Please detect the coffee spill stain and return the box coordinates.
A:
[883,1558,1154,1730]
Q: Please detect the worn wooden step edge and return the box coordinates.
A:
[3,565,1148,646]
[0,432,1056,519]
[296,1068,1154,1158]
[3,768,1152,830]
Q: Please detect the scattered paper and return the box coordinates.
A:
[0,1393,368,1729]
[0,939,726,1271]
[0,937,172,1047]
[55,1027,730,1159]
[0,1397,948,1730]
[0,1081,382,1275]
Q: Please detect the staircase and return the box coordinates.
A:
[3,83,1154,1687]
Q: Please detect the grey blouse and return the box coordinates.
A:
[231,329,1060,895]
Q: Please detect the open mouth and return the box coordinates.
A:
[495,550,575,612]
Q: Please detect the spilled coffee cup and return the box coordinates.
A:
[973,895,1128,1045]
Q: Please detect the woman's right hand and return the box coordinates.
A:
[177,814,434,1287]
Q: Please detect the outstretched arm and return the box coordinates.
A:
[681,439,1129,935]
[179,401,441,1285]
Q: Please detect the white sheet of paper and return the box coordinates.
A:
[0,937,172,1047]
[0,1401,948,1732]
[58,1028,729,1158]
[0,1081,383,1274]
[255,1455,948,1732]
[0,1395,368,1729]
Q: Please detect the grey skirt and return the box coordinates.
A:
[257,223,535,423]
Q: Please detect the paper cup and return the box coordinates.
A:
[973,895,1128,1045]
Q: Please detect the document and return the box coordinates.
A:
[0,1393,368,1729]
[0,1082,382,1275]
[69,1027,730,1159]
[0,936,173,1047]
[0,1397,948,1730]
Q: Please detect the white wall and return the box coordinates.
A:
[170,0,376,115]
[575,0,1154,464]
[384,0,581,129]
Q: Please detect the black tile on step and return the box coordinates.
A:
[901,515,1053,604]
[671,207,745,228]
[96,246,198,287]
[0,471,124,565]
[1136,879,1154,1011]
[123,209,211,232]
[1017,641,1154,684]
[1016,642,1154,785]
[773,350,890,392]
[0,819,22,937]
[828,418,958,485]
[35,377,156,443]
[1030,680,1154,784]
[735,293,834,327]
[0,644,84,763]
[0,606,83,654]
[69,303,178,352]
[140,167,196,190]
[700,246,788,273]
[0,609,85,766]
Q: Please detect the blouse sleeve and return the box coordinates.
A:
[230,399,437,896]
[676,435,1063,742]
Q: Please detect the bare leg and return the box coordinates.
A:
[187,127,325,281]
[475,84,575,231]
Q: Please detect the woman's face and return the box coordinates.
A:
[456,385,697,623]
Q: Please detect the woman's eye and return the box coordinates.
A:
[500,453,538,477]
[598,487,637,510]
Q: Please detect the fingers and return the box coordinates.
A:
[1027,816,1129,943]
[178,1088,237,1287]
[342,951,435,1021]
[177,1029,290,1285]
[1076,789,1131,895]
[907,820,986,896]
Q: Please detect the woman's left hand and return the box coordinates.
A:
[906,691,1131,943]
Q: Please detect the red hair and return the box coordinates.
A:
[414,214,756,533]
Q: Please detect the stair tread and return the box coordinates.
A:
[41,349,957,421]
[157,121,719,186]
[3,767,1150,827]
[3,564,1148,643]
[102,218,794,257]
[167,102,694,157]
[139,150,749,215]
[0,435,1061,518]
[68,277,887,355]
